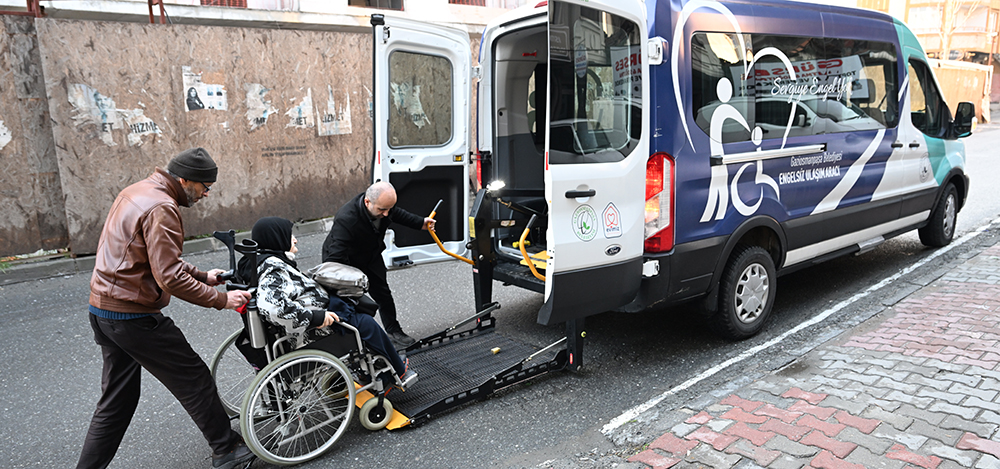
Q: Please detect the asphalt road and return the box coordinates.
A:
[2,124,999,469]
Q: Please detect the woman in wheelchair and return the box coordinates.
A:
[238,217,414,385]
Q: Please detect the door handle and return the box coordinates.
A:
[565,189,596,198]
[909,142,921,148]
[891,142,904,148]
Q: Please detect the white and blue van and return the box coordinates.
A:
[370,0,974,364]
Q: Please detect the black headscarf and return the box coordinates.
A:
[237,217,297,284]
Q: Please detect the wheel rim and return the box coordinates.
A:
[241,353,354,465]
[734,263,769,323]
[210,329,256,417]
[943,193,956,239]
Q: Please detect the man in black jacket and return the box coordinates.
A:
[321,181,435,347]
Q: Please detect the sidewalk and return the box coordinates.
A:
[622,242,1000,469]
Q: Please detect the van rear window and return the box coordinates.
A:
[548,1,642,164]
[692,33,898,144]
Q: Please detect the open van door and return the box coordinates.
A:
[539,0,649,325]
[371,15,471,268]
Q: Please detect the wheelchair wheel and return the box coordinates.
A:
[209,328,256,417]
[240,349,355,466]
[359,396,393,431]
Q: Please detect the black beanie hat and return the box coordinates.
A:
[167,147,218,183]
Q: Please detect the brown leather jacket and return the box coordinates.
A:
[89,168,227,314]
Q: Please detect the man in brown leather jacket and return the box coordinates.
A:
[77,148,253,469]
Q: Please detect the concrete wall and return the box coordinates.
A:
[0,16,67,256]
[28,18,380,256]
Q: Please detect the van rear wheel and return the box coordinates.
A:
[710,245,776,340]
[918,183,957,247]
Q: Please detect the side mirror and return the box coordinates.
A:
[952,101,975,138]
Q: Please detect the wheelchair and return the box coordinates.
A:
[208,232,408,466]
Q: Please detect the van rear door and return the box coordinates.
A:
[539,0,649,325]
[371,15,471,268]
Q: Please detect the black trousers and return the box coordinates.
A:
[77,313,238,469]
[363,260,403,334]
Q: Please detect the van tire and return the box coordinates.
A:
[710,245,776,340]
[918,183,957,247]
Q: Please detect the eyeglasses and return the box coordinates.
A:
[199,181,212,193]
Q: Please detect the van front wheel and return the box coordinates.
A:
[918,183,957,247]
[710,245,776,340]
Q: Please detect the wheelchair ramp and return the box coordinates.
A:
[390,329,554,426]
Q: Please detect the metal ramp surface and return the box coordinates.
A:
[391,329,543,421]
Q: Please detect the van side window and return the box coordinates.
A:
[692,33,898,144]
[907,60,947,138]
[387,50,454,148]
[548,2,641,164]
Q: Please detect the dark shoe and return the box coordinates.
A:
[389,330,416,348]
[212,439,254,469]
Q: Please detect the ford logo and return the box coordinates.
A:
[605,244,621,256]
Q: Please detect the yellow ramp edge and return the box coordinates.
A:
[518,251,549,269]
[354,383,411,430]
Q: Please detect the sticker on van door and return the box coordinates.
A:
[602,203,622,238]
[571,205,598,241]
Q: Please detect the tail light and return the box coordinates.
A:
[644,152,675,252]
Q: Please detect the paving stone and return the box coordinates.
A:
[725,439,782,467]
[839,371,881,386]
[707,419,736,433]
[671,422,700,438]
[875,377,922,395]
[865,365,915,383]
[950,382,999,402]
[908,418,963,445]
[833,410,881,434]
[894,361,949,379]
[768,454,816,469]
[799,414,847,438]
[817,396,868,415]
[687,443,742,468]
[896,404,947,425]
[650,432,699,456]
[810,449,865,469]
[858,392,902,410]
[723,422,776,446]
[819,351,858,363]
[811,383,860,401]
[627,449,682,469]
[915,387,965,405]
[688,426,739,451]
[760,418,812,441]
[800,431,858,459]
[843,446,908,469]
[979,410,1000,426]
[934,369,979,385]
[836,425,895,455]
[924,441,979,467]
[765,435,822,458]
[884,390,935,408]
[708,403,734,414]
[967,397,1000,414]
[885,443,943,469]
[721,395,765,413]
[870,424,928,450]
[928,401,980,421]
[974,454,1000,468]
[754,404,804,424]
[958,432,1000,459]
[789,401,837,420]
[862,406,913,431]
[938,414,998,438]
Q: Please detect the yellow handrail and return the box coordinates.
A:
[519,215,545,281]
[428,201,474,266]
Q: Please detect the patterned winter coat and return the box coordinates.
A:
[256,256,332,350]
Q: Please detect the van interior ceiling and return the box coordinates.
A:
[491,24,550,264]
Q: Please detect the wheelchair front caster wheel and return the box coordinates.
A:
[360,397,393,431]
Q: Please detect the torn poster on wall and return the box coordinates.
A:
[246,84,278,131]
[68,83,122,146]
[318,85,352,136]
[0,120,11,150]
[67,84,162,147]
[183,66,227,111]
[285,88,315,129]
[390,80,430,128]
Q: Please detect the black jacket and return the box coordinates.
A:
[321,193,425,270]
